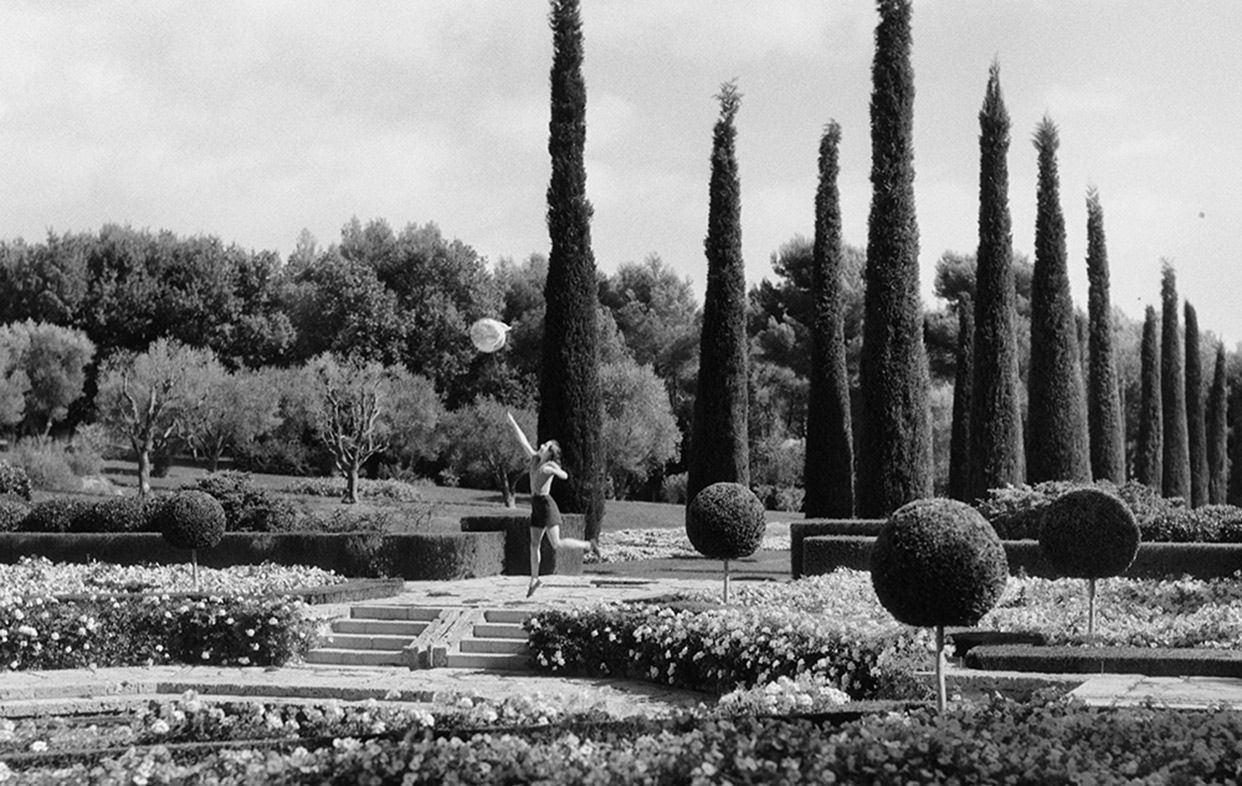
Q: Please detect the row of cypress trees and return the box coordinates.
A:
[543,0,1230,538]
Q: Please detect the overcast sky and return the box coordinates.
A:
[2,1,1240,343]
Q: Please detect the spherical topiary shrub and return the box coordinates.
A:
[154,490,226,550]
[871,498,1009,628]
[686,482,767,603]
[152,490,226,589]
[0,460,32,501]
[686,482,766,560]
[1039,488,1139,578]
[871,497,1009,712]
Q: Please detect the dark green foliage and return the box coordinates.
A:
[0,497,29,532]
[975,479,1182,540]
[154,490,226,551]
[1207,343,1229,504]
[857,0,933,516]
[686,482,766,560]
[1161,264,1190,499]
[688,81,750,508]
[870,498,1008,627]
[0,460,32,501]
[19,497,92,533]
[191,470,298,532]
[948,297,973,501]
[803,121,854,517]
[73,496,150,533]
[541,0,606,540]
[968,62,1025,501]
[1135,306,1162,490]
[1185,302,1208,507]
[1039,487,1139,578]
[1085,188,1126,482]
[1027,117,1089,483]
[1142,505,1242,543]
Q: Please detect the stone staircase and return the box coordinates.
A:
[304,604,533,671]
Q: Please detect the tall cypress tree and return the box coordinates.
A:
[1161,263,1190,500]
[1085,188,1125,482]
[857,0,933,516]
[1135,305,1162,491]
[803,121,854,518]
[687,81,749,508]
[968,61,1024,501]
[1184,301,1208,507]
[1206,342,1229,504]
[540,0,605,540]
[1027,116,1090,483]
[949,296,974,502]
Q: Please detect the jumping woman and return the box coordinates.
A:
[506,411,597,597]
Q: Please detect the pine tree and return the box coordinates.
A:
[968,61,1024,501]
[1085,188,1125,482]
[540,0,605,539]
[856,0,933,516]
[687,81,749,508]
[1135,305,1162,491]
[803,121,854,518]
[1027,116,1090,483]
[1184,301,1208,507]
[1206,343,1229,504]
[1160,263,1190,500]
[949,296,974,502]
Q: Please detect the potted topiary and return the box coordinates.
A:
[871,498,1009,712]
[1039,487,1139,635]
[152,490,227,589]
[686,482,767,602]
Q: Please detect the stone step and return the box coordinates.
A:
[444,652,530,671]
[303,648,406,667]
[473,622,526,640]
[484,609,531,625]
[333,619,429,637]
[350,605,443,622]
[322,633,416,651]
[460,637,528,655]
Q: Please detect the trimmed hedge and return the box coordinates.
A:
[790,520,882,578]
[0,531,505,580]
[460,513,584,576]
[802,535,1242,580]
[686,482,766,561]
[966,643,1242,677]
[1039,487,1139,578]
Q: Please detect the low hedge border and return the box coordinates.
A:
[0,533,504,580]
[801,535,1242,580]
[460,514,584,576]
[789,520,881,579]
[965,644,1242,677]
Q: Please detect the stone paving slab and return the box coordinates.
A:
[1071,674,1242,709]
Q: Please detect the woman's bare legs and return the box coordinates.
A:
[528,527,544,597]
[545,525,592,553]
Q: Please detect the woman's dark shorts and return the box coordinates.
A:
[531,493,563,530]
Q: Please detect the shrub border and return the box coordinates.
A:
[460,514,584,576]
[801,534,1242,580]
[965,643,1242,677]
[0,532,504,580]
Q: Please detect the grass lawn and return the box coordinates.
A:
[93,458,806,533]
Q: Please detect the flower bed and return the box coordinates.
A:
[0,556,347,601]
[523,569,1242,698]
[0,593,314,671]
[6,694,1242,783]
[590,526,790,563]
[0,559,339,671]
[525,599,930,700]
